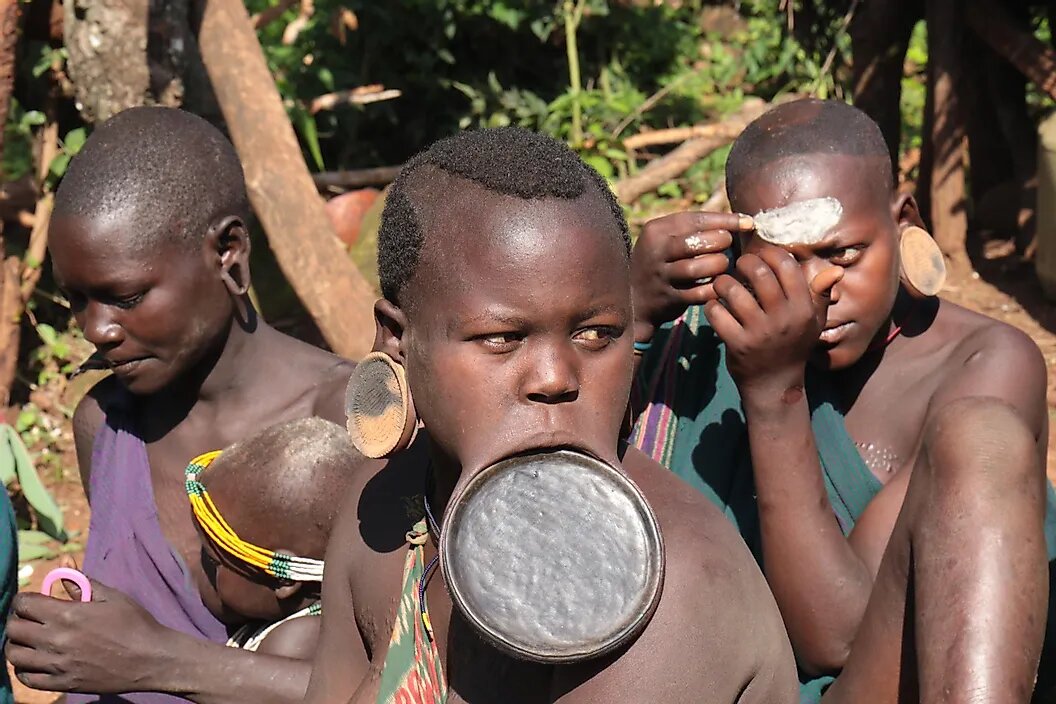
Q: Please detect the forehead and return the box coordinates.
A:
[49,212,188,285]
[406,185,629,318]
[732,153,890,218]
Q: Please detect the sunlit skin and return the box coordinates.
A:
[631,100,1050,700]
[5,205,356,703]
[305,174,797,704]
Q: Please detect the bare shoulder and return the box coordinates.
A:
[262,327,357,424]
[569,447,798,703]
[71,374,122,497]
[932,300,1047,435]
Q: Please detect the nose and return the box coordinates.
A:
[523,341,579,405]
[81,302,124,348]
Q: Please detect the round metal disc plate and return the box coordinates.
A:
[440,450,665,663]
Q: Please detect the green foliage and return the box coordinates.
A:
[0,424,67,542]
[2,99,44,181]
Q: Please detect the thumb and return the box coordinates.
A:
[809,266,843,304]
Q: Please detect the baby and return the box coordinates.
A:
[185,417,357,657]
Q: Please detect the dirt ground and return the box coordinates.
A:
[8,243,1056,703]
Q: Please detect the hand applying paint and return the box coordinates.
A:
[705,245,843,398]
[630,211,753,344]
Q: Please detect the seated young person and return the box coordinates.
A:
[304,126,798,704]
[631,98,1056,702]
[6,107,356,703]
[187,417,357,657]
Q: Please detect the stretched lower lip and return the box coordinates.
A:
[819,322,854,344]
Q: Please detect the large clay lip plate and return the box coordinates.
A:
[440,450,665,663]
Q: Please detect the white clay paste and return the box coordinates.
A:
[752,196,843,246]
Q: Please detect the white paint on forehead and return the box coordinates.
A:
[752,196,843,246]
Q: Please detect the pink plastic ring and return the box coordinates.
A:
[40,567,91,602]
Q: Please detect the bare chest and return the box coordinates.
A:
[842,361,944,484]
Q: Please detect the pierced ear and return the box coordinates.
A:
[891,192,926,232]
[374,299,409,363]
[209,216,252,297]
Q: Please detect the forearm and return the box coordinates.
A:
[742,386,873,674]
[146,628,312,704]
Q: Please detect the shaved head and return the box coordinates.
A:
[725,99,893,211]
[54,106,250,253]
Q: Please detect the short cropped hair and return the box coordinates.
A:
[725,99,893,198]
[377,126,631,303]
[54,106,250,251]
[203,417,358,560]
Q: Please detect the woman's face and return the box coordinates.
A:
[391,189,634,478]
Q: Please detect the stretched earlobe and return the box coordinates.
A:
[899,225,946,298]
[345,352,418,458]
[211,216,252,297]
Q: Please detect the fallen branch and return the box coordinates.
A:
[623,121,753,151]
[199,0,376,358]
[312,165,402,191]
[614,96,790,204]
[610,70,695,141]
[19,192,52,302]
[966,0,1056,102]
[309,86,401,114]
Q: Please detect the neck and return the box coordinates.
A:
[425,446,461,531]
[141,306,274,418]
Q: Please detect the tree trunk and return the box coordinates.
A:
[198,0,375,359]
[0,0,20,406]
[924,0,970,274]
[849,0,921,168]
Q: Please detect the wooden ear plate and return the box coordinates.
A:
[900,226,946,297]
[345,352,413,458]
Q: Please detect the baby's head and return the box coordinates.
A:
[186,418,357,624]
[50,106,253,395]
[373,126,634,476]
[726,98,926,369]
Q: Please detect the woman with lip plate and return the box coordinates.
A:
[304,126,798,704]
[6,107,356,704]
[631,98,1056,703]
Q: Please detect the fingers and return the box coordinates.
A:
[666,253,729,284]
[810,266,844,299]
[666,229,733,262]
[712,273,763,327]
[6,611,49,645]
[648,211,753,240]
[12,593,59,624]
[735,254,784,311]
[755,246,811,304]
[703,299,743,344]
[6,643,60,675]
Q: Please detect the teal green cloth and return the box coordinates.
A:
[0,488,17,704]
[632,306,1056,702]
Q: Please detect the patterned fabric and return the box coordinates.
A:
[376,519,447,704]
[226,602,321,652]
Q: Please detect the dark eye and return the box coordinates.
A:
[830,246,864,266]
[477,332,522,353]
[110,292,146,310]
[573,326,619,351]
